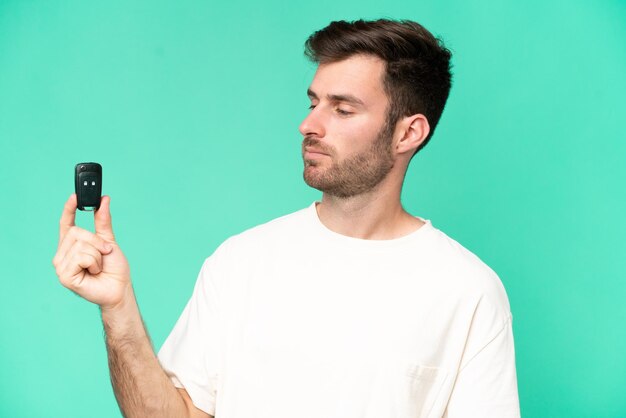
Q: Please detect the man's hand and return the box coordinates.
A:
[52,193,131,310]
[51,194,207,418]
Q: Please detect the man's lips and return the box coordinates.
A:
[303,147,329,158]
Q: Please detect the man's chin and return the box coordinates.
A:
[303,169,325,190]
[303,162,321,177]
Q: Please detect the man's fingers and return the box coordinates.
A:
[56,247,102,288]
[58,194,77,246]
[94,195,116,242]
[69,250,102,277]
[75,244,104,276]
[53,226,113,267]
[81,251,103,276]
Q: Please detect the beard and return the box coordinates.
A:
[302,117,396,198]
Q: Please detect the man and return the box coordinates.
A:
[53,18,520,418]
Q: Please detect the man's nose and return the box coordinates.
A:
[299,106,326,139]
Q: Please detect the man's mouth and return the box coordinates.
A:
[303,147,329,158]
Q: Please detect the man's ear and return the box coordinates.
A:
[395,114,430,155]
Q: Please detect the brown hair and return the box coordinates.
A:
[304,18,453,155]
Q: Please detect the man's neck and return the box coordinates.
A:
[316,188,425,240]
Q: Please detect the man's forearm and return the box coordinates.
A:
[101,285,189,418]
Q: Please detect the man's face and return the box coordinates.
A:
[299,54,396,198]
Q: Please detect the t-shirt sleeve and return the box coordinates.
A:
[443,312,520,418]
[156,252,224,416]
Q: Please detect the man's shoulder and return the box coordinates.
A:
[201,204,312,273]
[220,204,312,250]
[428,227,497,276]
[426,226,511,313]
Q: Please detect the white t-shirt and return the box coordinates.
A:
[157,202,520,418]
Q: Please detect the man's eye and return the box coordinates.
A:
[307,104,352,116]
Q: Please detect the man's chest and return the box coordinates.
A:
[214,259,464,418]
[221,254,472,374]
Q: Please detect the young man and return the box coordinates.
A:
[53,19,520,418]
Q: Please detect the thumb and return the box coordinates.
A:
[94,195,116,242]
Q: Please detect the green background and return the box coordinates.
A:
[1,0,625,417]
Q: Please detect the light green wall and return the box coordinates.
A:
[1,1,625,417]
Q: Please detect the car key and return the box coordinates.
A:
[75,162,102,211]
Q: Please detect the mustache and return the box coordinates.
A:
[302,137,334,156]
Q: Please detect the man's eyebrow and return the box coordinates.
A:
[307,88,365,107]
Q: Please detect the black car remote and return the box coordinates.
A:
[75,162,102,211]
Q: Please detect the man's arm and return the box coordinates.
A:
[102,286,212,418]
[101,288,211,418]
[443,315,520,418]
[177,388,214,418]
[52,194,213,417]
